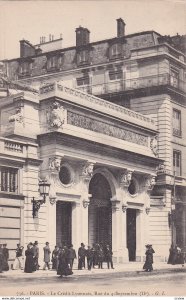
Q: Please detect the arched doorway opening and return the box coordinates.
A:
[88,173,112,247]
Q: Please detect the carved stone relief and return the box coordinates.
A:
[47,101,66,128]
[9,107,24,124]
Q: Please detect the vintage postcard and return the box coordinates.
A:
[0,0,186,298]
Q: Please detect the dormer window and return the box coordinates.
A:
[109,43,122,60]
[77,50,90,66]
[46,54,63,72]
[19,61,32,77]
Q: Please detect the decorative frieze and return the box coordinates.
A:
[47,101,66,128]
[67,111,148,147]
[57,84,155,125]
[4,141,23,153]
[40,82,56,94]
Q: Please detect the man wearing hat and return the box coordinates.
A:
[78,243,86,270]
[68,244,77,270]
[13,243,24,270]
[2,244,9,271]
[32,241,39,271]
[143,244,155,272]
[43,242,51,270]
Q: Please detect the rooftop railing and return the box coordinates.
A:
[77,73,186,96]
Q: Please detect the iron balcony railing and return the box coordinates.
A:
[77,73,186,96]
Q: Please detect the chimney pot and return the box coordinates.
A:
[117,18,125,37]
[75,26,90,47]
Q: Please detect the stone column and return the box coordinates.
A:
[120,203,129,262]
[72,201,81,250]
[79,161,94,247]
[81,199,90,246]
[47,199,56,251]
[118,169,133,262]
[111,199,121,263]
[136,209,145,262]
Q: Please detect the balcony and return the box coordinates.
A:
[77,73,186,98]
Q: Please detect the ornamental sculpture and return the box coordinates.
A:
[47,101,65,128]
[120,170,133,187]
[49,157,61,172]
[82,162,94,178]
[83,199,90,208]
[150,136,158,156]
[146,175,156,190]
[9,107,24,124]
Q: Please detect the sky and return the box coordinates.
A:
[0,0,185,60]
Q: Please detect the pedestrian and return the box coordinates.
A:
[78,243,86,270]
[2,244,9,271]
[43,242,51,270]
[167,244,174,264]
[86,246,94,270]
[52,246,59,270]
[57,246,73,278]
[98,246,104,269]
[68,244,76,269]
[32,241,39,271]
[0,244,3,273]
[24,243,34,273]
[105,244,114,269]
[13,243,24,270]
[143,244,155,272]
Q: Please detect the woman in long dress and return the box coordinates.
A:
[143,244,155,272]
[57,247,73,278]
[24,244,34,273]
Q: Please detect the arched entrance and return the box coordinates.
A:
[88,173,112,247]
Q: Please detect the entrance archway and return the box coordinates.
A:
[88,173,112,247]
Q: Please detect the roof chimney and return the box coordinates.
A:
[117,18,125,37]
[75,26,90,47]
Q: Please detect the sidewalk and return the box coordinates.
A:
[1,262,185,278]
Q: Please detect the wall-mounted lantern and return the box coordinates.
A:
[32,180,50,218]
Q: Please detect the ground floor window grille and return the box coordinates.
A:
[0,167,18,193]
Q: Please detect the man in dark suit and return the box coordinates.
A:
[68,244,76,269]
[33,241,39,270]
[2,244,9,271]
[105,245,114,269]
[78,243,86,270]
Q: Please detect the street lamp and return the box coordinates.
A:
[32,179,50,218]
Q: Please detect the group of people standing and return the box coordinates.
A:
[0,244,9,273]
[78,243,114,271]
[167,244,185,266]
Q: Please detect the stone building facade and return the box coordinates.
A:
[0,18,186,264]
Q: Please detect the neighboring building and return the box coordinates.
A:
[0,18,186,263]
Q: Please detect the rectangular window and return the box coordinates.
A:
[170,69,179,88]
[173,150,181,176]
[76,76,90,86]
[109,71,122,81]
[0,167,18,193]
[173,109,181,137]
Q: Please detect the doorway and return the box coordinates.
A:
[56,201,72,247]
[127,208,136,261]
[88,173,112,247]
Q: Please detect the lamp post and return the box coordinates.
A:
[32,179,50,218]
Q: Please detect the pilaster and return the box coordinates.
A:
[136,209,145,262]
